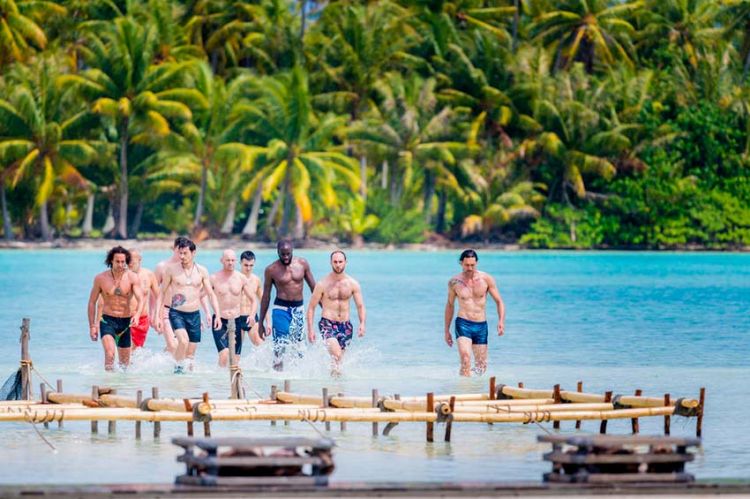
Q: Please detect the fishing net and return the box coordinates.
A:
[0,369,22,401]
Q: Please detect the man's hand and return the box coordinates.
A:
[246,316,255,329]
[259,323,268,339]
[202,315,211,331]
[129,316,138,328]
[444,331,453,347]
[213,315,222,331]
[89,325,99,342]
[498,322,505,336]
[155,318,164,333]
[358,323,365,338]
[307,328,316,343]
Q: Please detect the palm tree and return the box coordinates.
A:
[462,180,546,241]
[0,60,100,240]
[530,0,641,72]
[0,0,65,66]
[234,66,360,238]
[59,16,206,238]
[349,72,472,227]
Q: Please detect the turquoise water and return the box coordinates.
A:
[0,249,748,484]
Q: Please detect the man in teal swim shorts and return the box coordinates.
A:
[444,249,506,377]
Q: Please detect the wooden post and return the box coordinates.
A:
[202,392,211,436]
[283,380,291,427]
[371,389,379,437]
[599,391,612,434]
[56,379,63,429]
[489,376,496,400]
[664,393,671,435]
[135,390,142,440]
[270,385,277,427]
[183,399,194,436]
[382,394,400,436]
[552,384,561,430]
[631,389,642,434]
[227,320,243,399]
[108,389,117,435]
[575,381,583,430]
[697,387,705,438]
[152,387,160,439]
[322,388,330,432]
[444,396,456,442]
[91,386,99,434]
[338,393,346,432]
[426,392,434,443]
[19,318,32,400]
[40,383,49,429]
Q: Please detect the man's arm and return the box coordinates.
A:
[258,267,273,338]
[87,277,102,341]
[155,269,172,330]
[486,274,505,336]
[302,259,316,293]
[352,280,366,337]
[148,272,160,323]
[240,276,257,326]
[130,271,145,325]
[306,283,324,342]
[201,267,222,330]
[444,280,457,347]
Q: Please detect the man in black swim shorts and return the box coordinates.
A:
[444,249,506,377]
[307,250,366,375]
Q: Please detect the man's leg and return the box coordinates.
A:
[456,337,473,377]
[272,308,291,371]
[471,344,488,375]
[101,335,116,371]
[186,342,199,371]
[117,346,131,369]
[162,308,177,356]
[174,328,189,363]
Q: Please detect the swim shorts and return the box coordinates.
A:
[168,308,202,343]
[237,315,252,334]
[100,314,132,348]
[455,317,488,345]
[212,315,244,355]
[319,317,353,350]
[130,315,150,347]
[272,298,304,359]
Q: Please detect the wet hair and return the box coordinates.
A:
[277,239,293,251]
[176,238,196,252]
[459,249,479,262]
[240,250,256,262]
[330,250,347,261]
[105,246,131,268]
[173,236,190,248]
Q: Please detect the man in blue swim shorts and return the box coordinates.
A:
[444,249,506,377]
[258,240,317,371]
[307,250,366,375]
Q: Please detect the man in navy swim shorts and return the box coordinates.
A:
[307,250,366,375]
[444,249,506,377]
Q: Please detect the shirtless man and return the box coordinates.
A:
[240,250,265,346]
[128,248,160,349]
[307,250,366,374]
[210,250,258,367]
[444,249,505,377]
[87,246,144,371]
[154,236,190,356]
[156,238,221,373]
[258,240,316,371]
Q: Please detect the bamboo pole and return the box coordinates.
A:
[697,387,705,438]
[448,403,617,414]
[19,318,31,401]
[91,386,98,434]
[277,392,490,406]
[184,399,194,436]
[575,381,583,430]
[498,384,698,409]
[631,389,642,434]
[383,398,556,412]
[56,380,63,429]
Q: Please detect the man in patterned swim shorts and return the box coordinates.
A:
[307,250,366,375]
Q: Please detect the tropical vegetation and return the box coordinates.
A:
[0,0,749,248]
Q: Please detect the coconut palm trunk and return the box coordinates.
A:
[279,154,295,236]
[194,159,208,230]
[221,198,237,235]
[241,184,264,238]
[423,169,435,226]
[82,192,95,237]
[359,155,367,202]
[1,177,13,241]
[39,199,52,241]
[117,126,129,239]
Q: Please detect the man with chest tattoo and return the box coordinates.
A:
[87,246,145,371]
[444,249,506,377]
[156,238,222,373]
[307,250,366,375]
[209,250,258,367]
[258,240,316,371]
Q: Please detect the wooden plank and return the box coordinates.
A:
[538,434,701,447]
[545,472,694,483]
[543,451,694,464]
[172,437,335,450]
[175,475,325,486]
[178,455,325,467]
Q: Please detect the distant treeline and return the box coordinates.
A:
[1,0,749,248]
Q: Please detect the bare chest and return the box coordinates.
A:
[173,267,202,289]
[215,275,243,297]
[102,273,133,297]
[274,264,304,286]
[455,278,488,300]
[325,280,353,301]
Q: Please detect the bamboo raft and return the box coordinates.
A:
[3,318,706,443]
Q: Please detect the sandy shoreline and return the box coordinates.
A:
[0,237,747,252]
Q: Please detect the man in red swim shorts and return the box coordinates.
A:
[128,248,160,349]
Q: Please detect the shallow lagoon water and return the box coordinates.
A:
[0,249,748,483]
